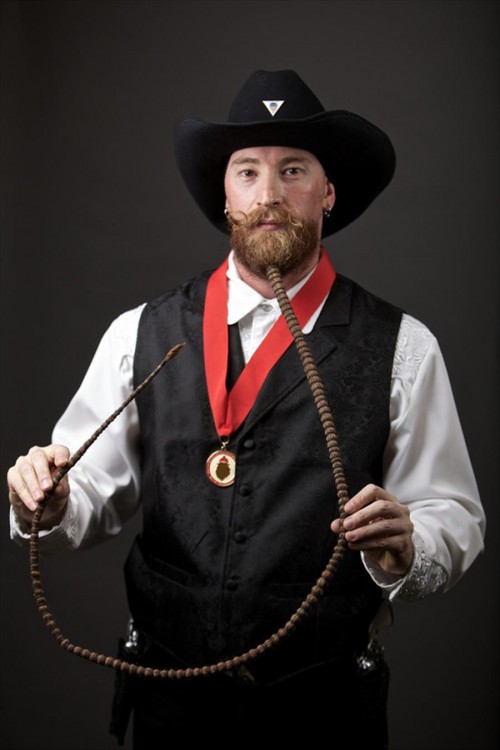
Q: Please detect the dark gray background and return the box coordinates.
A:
[1,1,498,748]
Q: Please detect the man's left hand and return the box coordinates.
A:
[330,484,414,577]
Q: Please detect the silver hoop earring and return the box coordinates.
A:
[224,208,230,218]
[323,208,331,219]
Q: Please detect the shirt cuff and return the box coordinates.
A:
[361,530,448,602]
[10,500,78,554]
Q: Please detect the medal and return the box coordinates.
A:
[203,250,336,487]
[205,441,237,486]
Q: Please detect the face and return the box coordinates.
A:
[224,146,335,277]
[224,146,335,237]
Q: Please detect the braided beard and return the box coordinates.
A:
[227,206,320,278]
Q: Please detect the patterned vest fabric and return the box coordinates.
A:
[127,271,403,674]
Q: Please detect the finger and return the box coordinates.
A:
[330,518,342,534]
[16,455,49,504]
[345,510,413,547]
[7,466,39,512]
[344,498,403,531]
[345,517,401,544]
[52,474,70,501]
[28,446,57,492]
[345,530,412,557]
[331,498,397,533]
[344,484,388,515]
[27,444,70,497]
[52,444,70,469]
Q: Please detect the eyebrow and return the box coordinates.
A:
[229,155,313,168]
[230,157,260,166]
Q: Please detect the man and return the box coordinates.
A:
[8,70,485,747]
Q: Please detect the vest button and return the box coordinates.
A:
[226,578,238,591]
[239,485,251,496]
[243,439,255,450]
[234,531,247,544]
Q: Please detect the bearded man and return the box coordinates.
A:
[8,70,485,748]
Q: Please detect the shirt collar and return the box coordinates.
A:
[226,250,318,325]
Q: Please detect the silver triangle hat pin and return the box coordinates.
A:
[262,100,285,117]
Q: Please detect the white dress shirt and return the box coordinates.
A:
[11,255,485,604]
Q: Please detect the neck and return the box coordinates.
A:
[233,246,322,298]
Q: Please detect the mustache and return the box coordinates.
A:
[225,206,305,231]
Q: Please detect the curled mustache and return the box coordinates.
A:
[225,205,304,231]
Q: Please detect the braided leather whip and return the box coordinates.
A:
[29,265,349,679]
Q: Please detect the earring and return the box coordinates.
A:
[224,208,230,218]
[323,208,331,219]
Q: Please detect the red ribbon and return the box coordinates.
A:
[203,251,336,439]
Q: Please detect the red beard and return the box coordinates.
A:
[227,206,320,278]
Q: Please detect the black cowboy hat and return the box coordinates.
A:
[174,69,395,236]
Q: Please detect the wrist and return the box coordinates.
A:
[13,497,69,533]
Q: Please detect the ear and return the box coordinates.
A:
[324,180,336,212]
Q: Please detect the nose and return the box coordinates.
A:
[258,197,280,207]
[256,173,281,208]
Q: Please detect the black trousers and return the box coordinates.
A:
[111,640,389,748]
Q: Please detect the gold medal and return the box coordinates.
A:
[206,442,236,487]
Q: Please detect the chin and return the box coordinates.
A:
[231,217,320,278]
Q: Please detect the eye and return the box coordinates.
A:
[239,169,256,178]
[283,166,302,176]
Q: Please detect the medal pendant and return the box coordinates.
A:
[206,442,236,487]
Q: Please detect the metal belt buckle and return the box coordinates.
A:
[356,638,385,674]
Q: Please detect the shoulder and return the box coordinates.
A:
[108,303,147,338]
[335,273,404,321]
[143,270,214,317]
[101,304,147,358]
[332,277,439,385]
[330,275,404,353]
[103,270,214,348]
[393,313,439,387]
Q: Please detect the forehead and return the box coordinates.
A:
[226,145,323,169]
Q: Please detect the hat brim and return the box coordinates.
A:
[174,110,395,237]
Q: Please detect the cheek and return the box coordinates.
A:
[225,183,248,209]
[295,187,325,215]
[224,175,239,203]
[224,178,232,206]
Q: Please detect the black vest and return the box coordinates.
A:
[127,271,402,672]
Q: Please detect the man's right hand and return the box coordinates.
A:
[7,445,70,531]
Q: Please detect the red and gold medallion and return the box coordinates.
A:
[206,446,236,487]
